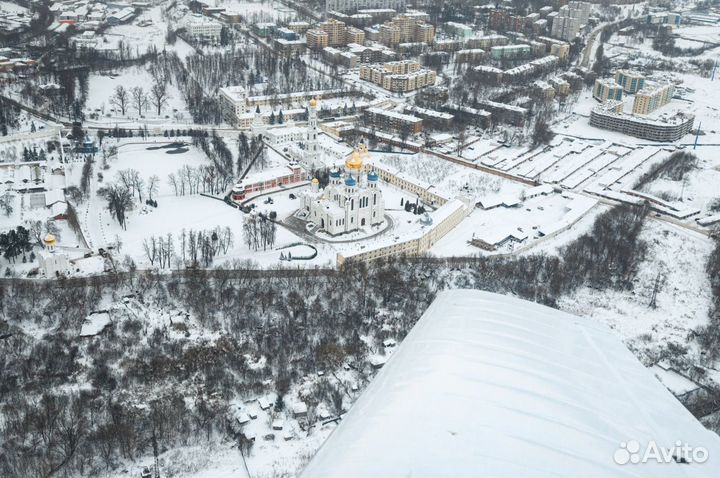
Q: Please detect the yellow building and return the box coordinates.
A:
[306,29,329,49]
[336,198,470,267]
[550,43,569,60]
[360,61,435,93]
[377,13,435,48]
[308,19,365,48]
[346,26,365,44]
[632,83,674,115]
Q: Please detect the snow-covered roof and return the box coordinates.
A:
[45,188,66,206]
[302,290,720,477]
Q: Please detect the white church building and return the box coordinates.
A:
[261,98,327,172]
[302,144,385,236]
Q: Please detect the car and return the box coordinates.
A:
[289,193,296,199]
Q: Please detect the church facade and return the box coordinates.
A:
[302,145,385,236]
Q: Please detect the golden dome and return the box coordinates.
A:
[311,177,319,184]
[309,98,318,108]
[345,150,363,170]
[44,233,56,245]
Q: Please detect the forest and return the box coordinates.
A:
[5,202,712,478]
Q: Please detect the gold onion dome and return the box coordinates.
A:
[44,233,56,245]
[311,178,319,184]
[309,98,318,108]
[345,150,363,170]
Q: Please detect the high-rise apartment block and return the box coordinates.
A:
[632,83,674,115]
[550,1,591,41]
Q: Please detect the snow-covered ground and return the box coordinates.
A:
[85,67,188,123]
[83,140,337,267]
[371,151,524,202]
[559,219,714,362]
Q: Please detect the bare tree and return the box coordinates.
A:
[131,86,148,117]
[111,85,129,116]
[147,175,160,201]
[150,81,169,116]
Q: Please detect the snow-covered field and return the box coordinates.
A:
[558,219,714,363]
[88,141,337,267]
[85,67,188,123]
[217,0,297,22]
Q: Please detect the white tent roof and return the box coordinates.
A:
[302,290,720,477]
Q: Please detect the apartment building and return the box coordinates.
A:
[490,44,531,60]
[307,29,329,49]
[364,107,423,134]
[593,78,623,102]
[550,1,592,41]
[307,19,365,49]
[465,34,508,50]
[549,77,571,96]
[378,13,434,47]
[359,61,436,92]
[326,0,406,14]
[615,69,645,93]
[590,101,693,141]
[632,83,674,115]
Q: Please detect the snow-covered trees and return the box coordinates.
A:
[0,226,32,263]
[0,191,13,216]
[242,214,276,252]
[143,227,234,268]
[168,135,235,196]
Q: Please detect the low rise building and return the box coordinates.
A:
[490,44,531,60]
[364,107,423,134]
[455,49,486,63]
[404,105,454,129]
[326,0,407,14]
[185,15,222,43]
[219,86,248,124]
[590,101,694,142]
[465,34,508,50]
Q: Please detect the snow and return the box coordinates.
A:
[0,1,28,14]
[85,67,188,123]
[430,191,597,256]
[651,363,701,397]
[303,290,720,477]
[557,219,714,354]
[79,312,111,337]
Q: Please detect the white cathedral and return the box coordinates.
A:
[302,144,385,236]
